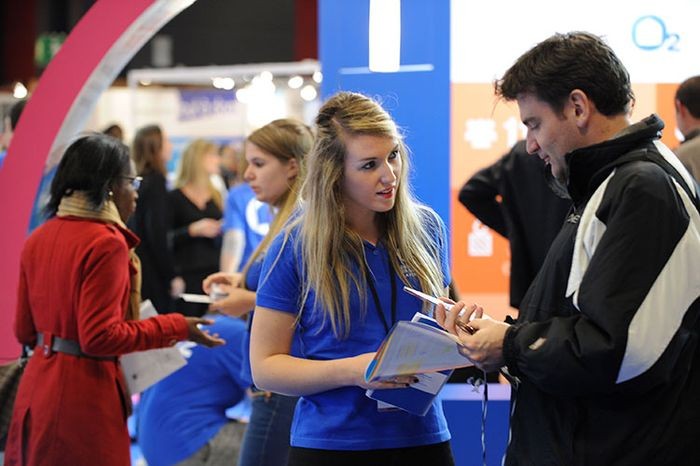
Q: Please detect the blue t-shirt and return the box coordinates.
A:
[137,315,248,466]
[239,256,303,387]
[223,183,273,271]
[256,208,452,450]
[0,151,55,232]
[239,257,263,387]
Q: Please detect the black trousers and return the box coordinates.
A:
[287,441,454,466]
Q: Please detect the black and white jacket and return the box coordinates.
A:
[502,115,700,466]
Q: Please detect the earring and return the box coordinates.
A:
[108,191,114,198]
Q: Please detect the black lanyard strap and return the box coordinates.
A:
[364,259,397,335]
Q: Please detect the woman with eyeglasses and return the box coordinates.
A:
[4,133,224,466]
[128,124,182,314]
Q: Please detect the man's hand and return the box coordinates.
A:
[435,301,509,372]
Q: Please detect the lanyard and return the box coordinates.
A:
[364,259,397,335]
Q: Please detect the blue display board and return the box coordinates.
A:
[319,0,451,222]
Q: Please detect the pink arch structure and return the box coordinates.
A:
[0,0,196,359]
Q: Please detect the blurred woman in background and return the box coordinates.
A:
[169,138,223,317]
[203,118,313,466]
[129,124,182,314]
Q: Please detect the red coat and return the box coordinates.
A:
[4,217,189,466]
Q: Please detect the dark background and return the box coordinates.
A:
[0,0,318,89]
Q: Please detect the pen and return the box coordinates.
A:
[402,286,454,311]
[402,286,475,334]
[455,320,476,335]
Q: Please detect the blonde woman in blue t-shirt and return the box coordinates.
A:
[251,92,455,466]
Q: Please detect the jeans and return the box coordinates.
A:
[176,421,246,466]
[237,391,298,466]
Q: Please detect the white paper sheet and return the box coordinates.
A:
[119,300,187,394]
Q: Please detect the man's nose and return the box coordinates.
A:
[526,133,540,155]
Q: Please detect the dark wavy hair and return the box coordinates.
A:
[45,133,131,217]
[676,76,700,118]
[495,31,634,116]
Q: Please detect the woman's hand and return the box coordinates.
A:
[347,352,419,390]
[208,285,255,317]
[202,271,242,293]
[170,276,186,298]
[188,219,222,238]
[184,317,226,347]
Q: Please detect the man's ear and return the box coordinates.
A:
[675,99,690,119]
[569,89,591,128]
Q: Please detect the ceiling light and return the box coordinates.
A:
[288,75,303,89]
[13,82,28,99]
[369,0,401,72]
[212,77,235,90]
[300,85,317,102]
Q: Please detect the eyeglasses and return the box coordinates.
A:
[121,176,143,190]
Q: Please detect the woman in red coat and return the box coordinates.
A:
[4,133,224,466]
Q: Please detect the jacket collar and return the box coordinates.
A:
[114,222,140,249]
[564,114,664,205]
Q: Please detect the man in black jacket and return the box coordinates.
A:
[439,32,700,466]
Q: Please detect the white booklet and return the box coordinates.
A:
[365,314,472,383]
[119,300,187,394]
[365,312,468,416]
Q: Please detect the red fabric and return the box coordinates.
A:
[4,217,189,466]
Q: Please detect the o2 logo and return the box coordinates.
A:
[632,15,679,51]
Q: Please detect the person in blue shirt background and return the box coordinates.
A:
[250,91,455,466]
[220,181,273,273]
[0,98,54,233]
[137,314,248,466]
[0,99,27,170]
[203,118,313,466]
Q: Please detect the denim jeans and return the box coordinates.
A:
[237,391,298,466]
[175,421,246,466]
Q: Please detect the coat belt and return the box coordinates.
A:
[36,333,116,361]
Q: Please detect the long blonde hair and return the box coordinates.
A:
[175,138,222,210]
[241,119,313,283]
[290,91,446,338]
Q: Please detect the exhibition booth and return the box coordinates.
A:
[2,1,699,465]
